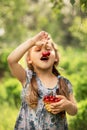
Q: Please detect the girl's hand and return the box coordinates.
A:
[32,31,49,45]
[50,95,70,114]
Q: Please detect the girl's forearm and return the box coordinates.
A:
[66,101,78,116]
[7,31,48,64]
[7,38,35,63]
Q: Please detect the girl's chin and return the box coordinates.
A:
[39,67,52,71]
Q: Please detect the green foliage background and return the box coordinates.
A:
[0,0,87,130]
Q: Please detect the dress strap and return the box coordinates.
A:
[58,75,62,79]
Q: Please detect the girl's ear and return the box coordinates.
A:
[54,57,59,66]
[55,58,58,62]
[27,57,32,64]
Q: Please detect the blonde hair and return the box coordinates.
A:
[25,42,69,109]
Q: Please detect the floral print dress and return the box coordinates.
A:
[14,69,73,130]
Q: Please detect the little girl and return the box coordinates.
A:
[7,31,77,130]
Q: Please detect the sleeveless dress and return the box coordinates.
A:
[14,69,73,130]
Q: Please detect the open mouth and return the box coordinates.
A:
[40,56,49,61]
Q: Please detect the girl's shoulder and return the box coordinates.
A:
[58,75,72,84]
[26,68,33,77]
[58,75,73,93]
[23,68,33,87]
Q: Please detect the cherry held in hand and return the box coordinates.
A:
[43,95,61,103]
[43,95,61,112]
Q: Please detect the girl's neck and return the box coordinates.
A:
[34,68,53,78]
[35,70,55,79]
[34,69,58,89]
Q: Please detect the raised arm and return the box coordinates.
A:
[7,31,48,84]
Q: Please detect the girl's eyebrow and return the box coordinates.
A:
[34,46,41,50]
[34,42,53,50]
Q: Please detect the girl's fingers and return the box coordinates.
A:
[32,31,49,44]
[50,102,61,108]
[40,31,49,39]
[51,110,60,114]
[35,39,49,47]
[51,111,58,114]
[35,41,43,46]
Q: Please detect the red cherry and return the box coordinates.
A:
[42,52,47,57]
[42,51,50,57]
[45,98,49,102]
[50,97,54,102]
[47,51,50,56]
[54,97,61,102]
[44,95,48,99]
[46,95,55,103]
[43,95,50,102]
[49,95,53,99]
[57,98,61,102]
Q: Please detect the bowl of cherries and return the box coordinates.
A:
[43,94,61,112]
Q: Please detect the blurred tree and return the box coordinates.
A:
[0,0,87,48]
[50,0,87,14]
[49,0,87,48]
[0,0,28,45]
[69,100,87,130]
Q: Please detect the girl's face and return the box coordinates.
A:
[27,39,58,71]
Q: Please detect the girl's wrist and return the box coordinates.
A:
[65,101,77,115]
[30,38,35,45]
[65,100,71,110]
[27,38,35,47]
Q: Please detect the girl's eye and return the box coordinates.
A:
[35,47,41,51]
[46,46,52,50]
